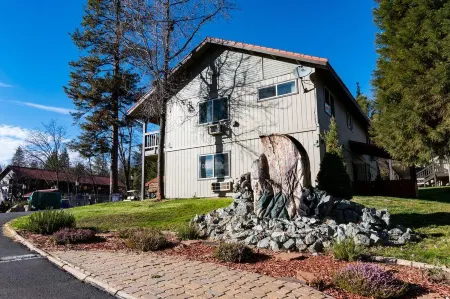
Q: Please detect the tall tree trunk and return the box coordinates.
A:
[156,0,172,200]
[110,0,121,195]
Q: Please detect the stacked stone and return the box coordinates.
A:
[193,190,419,253]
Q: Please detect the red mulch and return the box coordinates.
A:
[20,231,450,299]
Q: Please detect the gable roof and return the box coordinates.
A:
[127,37,369,125]
[0,166,125,188]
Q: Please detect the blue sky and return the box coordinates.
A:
[0,0,377,165]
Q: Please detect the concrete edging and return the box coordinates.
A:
[368,255,450,273]
[3,223,138,299]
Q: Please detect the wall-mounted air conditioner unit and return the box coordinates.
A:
[208,123,224,136]
[211,182,232,192]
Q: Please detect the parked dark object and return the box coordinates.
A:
[29,190,62,210]
[333,263,407,298]
[52,228,96,245]
[213,242,253,263]
[25,210,76,235]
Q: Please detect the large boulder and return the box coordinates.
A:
[252,135,312,220]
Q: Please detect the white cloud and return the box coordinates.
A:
[13,101,75,115]
[0,125,31,165]
[0,82,12,88]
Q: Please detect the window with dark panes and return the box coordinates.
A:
[346,112,353,130]
[198,153,230,179]
[324,87,335,117]
[199,98,228,124]
[258,86,276,100]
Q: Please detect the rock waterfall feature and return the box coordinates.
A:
[193,135,419,252]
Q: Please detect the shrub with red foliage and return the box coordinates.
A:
[52,228,96,245]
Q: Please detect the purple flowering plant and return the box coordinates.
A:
[333,263,408,298]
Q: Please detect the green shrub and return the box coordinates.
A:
[52,228,96,245]
[117,228,135,239]
[317,152,352,199]
[333,264,407,298]
[213,242,253,263]
[126,228,167,251]
[332,238,362,261]
[25,210,76,235]
[177,222,201,240]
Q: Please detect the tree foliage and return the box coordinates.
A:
[372,0,450,164]
[11,147,27,167]
[64,0,141,194]
[317,118,352,199]
[355,82,374,119]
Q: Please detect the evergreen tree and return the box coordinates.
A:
[372,0,450,164]
[11,146,27,167]
[60,147,71,169]
[64,0,141,195]
[317,118,352,199]
[355,82,373,119]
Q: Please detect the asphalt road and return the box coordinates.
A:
[0,212,114,299]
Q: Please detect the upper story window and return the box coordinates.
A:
[324,87,335,117]
[198,152,230,179]
[258,80,297,101]
[199,97,228,125]
[346,112,353,130]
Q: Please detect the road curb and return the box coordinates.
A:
[3,223,138,299]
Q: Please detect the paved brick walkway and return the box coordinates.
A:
[50,250,332,299]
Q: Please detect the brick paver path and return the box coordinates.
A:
[50,250,332,299]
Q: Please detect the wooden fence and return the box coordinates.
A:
[353,179,418,198]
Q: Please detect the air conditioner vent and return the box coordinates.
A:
[208,124,224,135]
[211,182,232,192]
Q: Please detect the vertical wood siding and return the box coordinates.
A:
[164,48,321,198]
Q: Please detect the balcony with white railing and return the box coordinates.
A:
[144,131,159,157]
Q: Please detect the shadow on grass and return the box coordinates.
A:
[391,212,450,229]
[418,187,450,204]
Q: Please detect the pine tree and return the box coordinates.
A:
[60,147,70,170]
[64,0,141,195]
[355,82,373,119]
[372,0,450,164]
[323,118,343,159]
[11,146,27,167]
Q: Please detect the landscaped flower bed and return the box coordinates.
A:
[19,230,450,299]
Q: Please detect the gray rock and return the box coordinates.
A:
[304,233,316,245]
[257,237,271,249]
[335,200,352,210]
[315,194,334,218]
[354,234,371,246]
[344,210,360,223]
[244,235,259,245]
[370,233,383,245]
[295,239,308,252]
[270,240,280,251]
[282,239,295,250]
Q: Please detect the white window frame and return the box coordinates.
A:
[324,86,335,117]
[198,152,231,180]
[198,97,229,126]
[346,112,353,130]
[257,80,298,101]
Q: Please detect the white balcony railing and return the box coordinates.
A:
[144,131,159,155]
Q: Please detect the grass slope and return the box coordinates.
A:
[354,186,450,266]
[12,198,232,231]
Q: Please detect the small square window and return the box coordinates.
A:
[258,86,276,100]
[277,81,296,96]
[199,98,228,125]
[198,153,230,179]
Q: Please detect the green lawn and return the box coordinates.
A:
[10,187,450,266]
[12,198,232,231]
[354,186,450,267]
